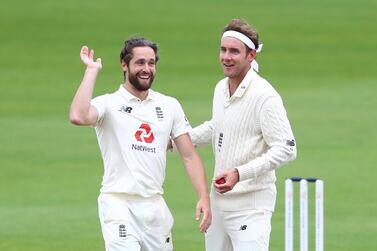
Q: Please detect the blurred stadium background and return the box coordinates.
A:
[1,0,376,250]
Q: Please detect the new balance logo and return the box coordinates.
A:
[119,105,133,114]
[286,139,295,147]
[135,123,155,143]
[239,225,247,231]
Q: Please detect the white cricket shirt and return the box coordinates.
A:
[91,85,191,197]
[190,69,297,211]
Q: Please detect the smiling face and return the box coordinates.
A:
[220,37,255,84]
[122,46,156,91]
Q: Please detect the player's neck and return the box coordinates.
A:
[123,82,149,101]
[228,76,244,97]
[228,67,250,96]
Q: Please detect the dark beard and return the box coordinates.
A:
[128,72,154,91]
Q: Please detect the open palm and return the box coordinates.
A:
[80,46,102,70]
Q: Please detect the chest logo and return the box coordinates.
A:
[217,132,223,152]
[155,107,164,121]
[119,105,133,114]
[135,123,155,143]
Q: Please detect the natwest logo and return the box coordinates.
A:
[135,123,155,143]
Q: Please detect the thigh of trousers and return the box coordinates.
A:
[98,193,174,251]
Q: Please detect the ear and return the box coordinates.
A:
[248,49,257,62]
[121,60,128,73]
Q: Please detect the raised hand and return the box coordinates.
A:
[80,46,102,70]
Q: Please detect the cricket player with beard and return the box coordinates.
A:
[188,19,297,250]
[69,37,211,251]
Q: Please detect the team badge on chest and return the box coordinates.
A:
[155,107,164,121]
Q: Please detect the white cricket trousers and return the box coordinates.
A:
[98,193,174,251]
[205,206,272,251]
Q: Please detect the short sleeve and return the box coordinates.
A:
[170,98,192,139]
[91,94,109,126]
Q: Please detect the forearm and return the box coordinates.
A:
[174,133,211,232]
[236,143,297,181]
[175,134,210,198]
[70,67,99,125]
[183,153,209,199]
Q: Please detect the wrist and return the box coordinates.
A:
[233,168,240,182]
[199,193,210,201]
[85,66,101,73]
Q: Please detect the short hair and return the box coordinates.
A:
[223,19,259,51]
[120,37,159,66]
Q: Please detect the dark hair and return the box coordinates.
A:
[223,18,259,51]
[120,37,159,66]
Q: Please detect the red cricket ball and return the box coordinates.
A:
[215,177,226,184]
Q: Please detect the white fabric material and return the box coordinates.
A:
[222,30,256,50]
[190,69,296,212]
[205,204,272,251]
[98,193,173,251]
[222,30,263,72]
[91,85,191,197]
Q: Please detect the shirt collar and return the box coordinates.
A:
[223,68,257,101]
[117,84,156,102]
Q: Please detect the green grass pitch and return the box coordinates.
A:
[1,0,376,250]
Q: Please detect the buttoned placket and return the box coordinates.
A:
[139,97,156,122]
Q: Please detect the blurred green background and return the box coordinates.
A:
[1,0,376,250]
